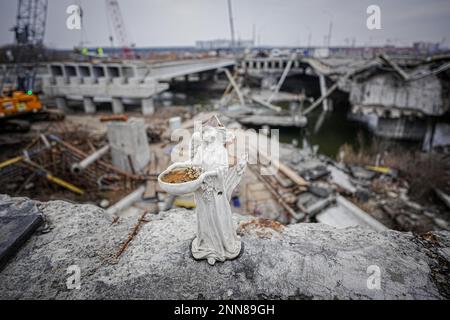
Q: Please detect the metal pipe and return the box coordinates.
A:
[47,134,147,180]
[0,142,52,171]
[71,145,110,174]
[25,159,85,195]
[105,185,146,217]
[227,0,236,52]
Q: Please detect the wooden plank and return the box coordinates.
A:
[239,130,309,187]
[248,183,266,192]
[250,190,272,201]
[274,172,294,188]
[248,165,303,219]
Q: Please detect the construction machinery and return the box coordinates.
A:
[105,0,135,59]
[1,0,63,132]
[0,89,64,132]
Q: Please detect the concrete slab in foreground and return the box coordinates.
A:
[0,196,43,270]
[0,194,448,300]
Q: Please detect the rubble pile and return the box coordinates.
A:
[175,112,448,233]
[278,142,450,233]
[0,127,151,203]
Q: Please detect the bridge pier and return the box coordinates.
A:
[319,74,329,111]
[261,76,277,90]
[112,98,124,114]
[83,97,96,114]
[55,97,69,113]
[141,98,154,115]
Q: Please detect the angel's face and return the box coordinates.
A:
[202,127,217,144]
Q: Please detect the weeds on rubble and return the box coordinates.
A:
[349,195,377,214]
[339,134,450,201]
[370,179,389,194]
[402,153,450,200]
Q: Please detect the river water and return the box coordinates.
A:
[157,88,422,159]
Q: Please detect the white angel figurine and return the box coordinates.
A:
[165,117,246,265]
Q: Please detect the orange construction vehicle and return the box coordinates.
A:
[0,90,43,118]
[0,0,64,132]
[0,88,64,132]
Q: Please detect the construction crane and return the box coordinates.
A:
[227,0,236,53]
[2,0,47,93]
[12,0,48,46]
[105,0,135,58]
[1,0,63,132]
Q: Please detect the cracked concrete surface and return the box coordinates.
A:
[0,194,448,299]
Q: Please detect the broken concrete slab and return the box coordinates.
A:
[238,114,307,128]
[327,165,357,193]
[309,183,332,198]
[106,118,150,173]
[306,196,335,217]
[296,192,319,210]
[296,192,335,217]
[0,195,448,299]
[300,165,330,181]
[316,196,387,232]
[350,166,377,180]
[0,195,43,270]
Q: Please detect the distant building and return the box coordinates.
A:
[195,39,254,50]
[328,46,421,59]
[413,41,440,55]
[312,47,330,58]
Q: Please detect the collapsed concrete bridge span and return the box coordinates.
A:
[349,56,450,143]
[39,58,235,115]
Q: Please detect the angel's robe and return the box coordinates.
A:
[190,129,242,265]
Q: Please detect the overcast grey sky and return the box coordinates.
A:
[1,0,449,48]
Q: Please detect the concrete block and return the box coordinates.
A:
[106,117,150,173]
[316,196,387,231]
[169,117,182,131]
[0,197,43,270]
[83,97,96,114]
[112,98,125,114]
[141,98,154,115]
[55,97,69,113]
